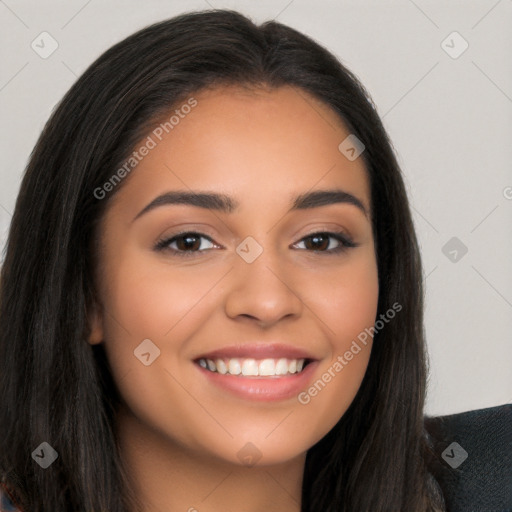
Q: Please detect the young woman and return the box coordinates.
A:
[0,9,447,512]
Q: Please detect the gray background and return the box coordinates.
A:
[1,0,511,416]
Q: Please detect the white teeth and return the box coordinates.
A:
[258,358,276,376]
[242,359,259,376]
[275,358,289,375]
[215,359,227,374]
[228,359,241,375]
[198,357,307,377]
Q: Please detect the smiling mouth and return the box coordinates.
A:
[195,357,314,377]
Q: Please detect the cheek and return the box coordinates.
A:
[294,252,379,430]
[97,253,225,443]
[97,248,220,394]
[306,252,379,351]
[101,251,222,341]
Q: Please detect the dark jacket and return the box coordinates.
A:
[425,403,512,512]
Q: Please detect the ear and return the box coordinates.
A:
[87,301,104,345]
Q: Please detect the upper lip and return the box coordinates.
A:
[194,343,318,361]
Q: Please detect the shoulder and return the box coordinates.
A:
[424,403,512,512]
[0,485,22,511]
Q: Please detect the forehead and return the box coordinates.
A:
[107,84,371,217]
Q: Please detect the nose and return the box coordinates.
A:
[224,246,304,328]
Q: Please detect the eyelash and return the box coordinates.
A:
[154,230,358,257]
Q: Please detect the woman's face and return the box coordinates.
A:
[90,85,379,466]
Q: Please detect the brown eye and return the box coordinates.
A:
[155,232,217,255]
[174,234,202,251]
[293,231,357,254]
[303,233,331,251]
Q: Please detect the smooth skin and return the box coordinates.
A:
[89,85,379,512]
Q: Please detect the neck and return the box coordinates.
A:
[115,405,305,512]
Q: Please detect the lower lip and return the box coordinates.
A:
[195,361,319,402]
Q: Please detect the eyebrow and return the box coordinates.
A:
[132,188,368,222]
